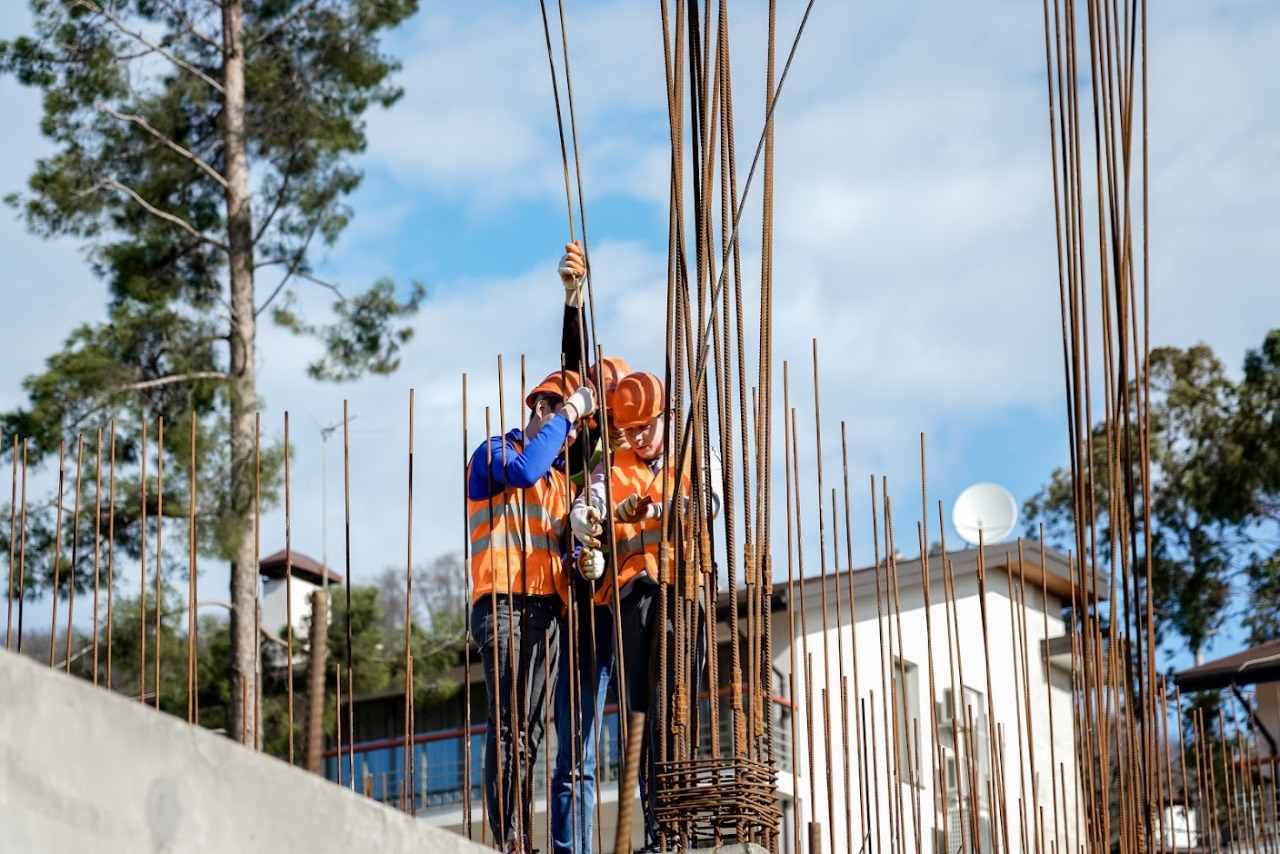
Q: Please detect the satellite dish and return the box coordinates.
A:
[951,483,1018,547]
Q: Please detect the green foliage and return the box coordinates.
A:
[0,0,422,599]
[1241,548,1280,645]
[42,552,466,750]
[274,278,428,381]
[1026,332,1280,659]
[330,585,396,696]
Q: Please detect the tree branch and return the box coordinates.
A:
[74,0,226,95]
[155,0,225,55]
[114,372,230,394]
[251,0,324,47]
[295,269,345,300]
[254,217,331,317]
[254,270,293,319]
[97,180,229,253]
[251,148,301,245]
[96,104,229,190]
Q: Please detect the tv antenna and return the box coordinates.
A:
[951,482,1018,547]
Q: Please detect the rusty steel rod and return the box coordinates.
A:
[615,711,646,854]
[139,425,147,700]
[6,436,16,652]
[92,429,102,684]
[188,413,199,724]
[154,418,164,709]
[50,440,65,669]
[105,424,115,687]
[65,433,84,673]
[252,412,262,749]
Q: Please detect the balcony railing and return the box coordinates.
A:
[325,694,794,814]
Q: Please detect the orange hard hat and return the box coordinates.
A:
[610,371,666,428]
[525,369,587,410]
[587,356,632,407]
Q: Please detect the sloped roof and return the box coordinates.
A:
[802,540,1107,607]
[258,549,343,587]
[1173,638,1280,692]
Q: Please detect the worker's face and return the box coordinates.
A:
[622,413,665,461]
[607,419,630,452]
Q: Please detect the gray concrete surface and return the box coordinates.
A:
[0,648,490,853]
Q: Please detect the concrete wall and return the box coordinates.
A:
[0,649,489,854]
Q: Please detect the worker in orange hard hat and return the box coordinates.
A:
[467,362,596,854]
[568,370,720,850]
[549,245,631,854]
[587,354,632,452]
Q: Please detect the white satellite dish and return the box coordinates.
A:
[951,483,1018,547]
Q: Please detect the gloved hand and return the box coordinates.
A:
[578,546,605,581]
[562,385,596,423]
[558,241,585,307]
[570,504,603,549]
[615,494,655,523]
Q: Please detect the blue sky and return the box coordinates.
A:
[1,1,1277,669]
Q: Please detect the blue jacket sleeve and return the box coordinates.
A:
[466,416,573,500]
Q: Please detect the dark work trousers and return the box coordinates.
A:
[617,576,707,848]
[551,597,615,854]
[470,592,561,849]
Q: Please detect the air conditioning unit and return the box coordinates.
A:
[942,746,959,792]
[937,688,955,727]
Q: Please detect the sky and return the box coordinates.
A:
[1,1,1277,668]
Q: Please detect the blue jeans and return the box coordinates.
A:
[551,601,615,854]
[470,593,561,849]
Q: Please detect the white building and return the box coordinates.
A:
[773,542,1101,854]
[259,548,342,639]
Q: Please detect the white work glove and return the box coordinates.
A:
[578,546,605,581]
[570,504,603,549]
[558,241,585,307]
[615,494,656,523]
[562,386,596,423]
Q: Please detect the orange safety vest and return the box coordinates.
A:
[468,438,571,604]
[593,447,691,605]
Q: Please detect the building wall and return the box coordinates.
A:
[261,575,321,638]
[1257,681,1280,780]
[777,565,1084,854]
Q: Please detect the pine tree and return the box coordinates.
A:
[1,0,422,748]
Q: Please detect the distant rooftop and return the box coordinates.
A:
[259,549,343,587]
[798,540,1108,606]
[1173,638,1280,692]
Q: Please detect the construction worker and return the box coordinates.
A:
[467,368,595,854]
[551,240,626,854]
[569,370,719,851]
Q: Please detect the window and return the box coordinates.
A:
[891,657,920,786]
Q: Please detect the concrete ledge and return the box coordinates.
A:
[0,649,489,853]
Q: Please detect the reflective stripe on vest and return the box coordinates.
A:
[592,448,690,605]
[468,438,569,603]
[472,531,561,555]
[467,502,564,540]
